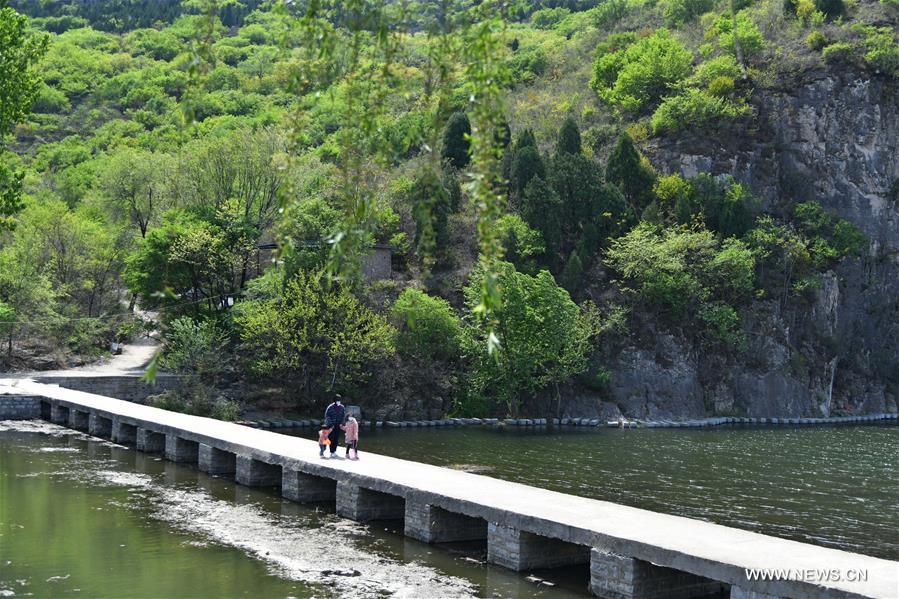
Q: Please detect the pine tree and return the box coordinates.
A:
[556,117,581,155]
[442,112,471,169]
[510,145,545,198]
[605,133,656,215]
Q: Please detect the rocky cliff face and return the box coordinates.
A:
[566,67,899,420]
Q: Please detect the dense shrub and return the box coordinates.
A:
[663,0,715,25]
[606,223,754,344]
[711,12,765,60]
[161,317,229,384]
[234,270,395,396]
[805,30,827,50]
[858,26,899,77]
[822,42,853,63]
[532,7,571,29]
[591,29,693,112]
[391,288,462,362]
[652,89,750,134]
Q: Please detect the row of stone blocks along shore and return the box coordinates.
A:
[244,413,899,430]
[1,390,894,599]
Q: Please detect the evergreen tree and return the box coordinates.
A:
[560,249,585,293]
[510,145,545,198]
[556,116,582,155]
[442,111,471,170]
[605,133,656,215]
[522,176,563,258]
[442,162,462,212]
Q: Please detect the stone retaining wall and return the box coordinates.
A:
[0,395,43,419]
[33,374,182,404]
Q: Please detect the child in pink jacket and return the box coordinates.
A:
[341,416,359,460]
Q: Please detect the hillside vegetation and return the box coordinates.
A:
[1,0,896,420]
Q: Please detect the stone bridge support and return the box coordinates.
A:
[487,523,590,571]
[165,435,199,464]
[88,413,112,438]
[282,468,336,502]
[405,500,487,543]
[112,418,137,444]
[136,427,165,453]
[198,444,236,476]
[68,409,89,432]
[336,481,405,521]
[589,549,727,599]
[50,403,69,425]
[235,456,281,486]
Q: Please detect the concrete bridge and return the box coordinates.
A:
[2,379,897,599]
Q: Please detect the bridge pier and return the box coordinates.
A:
[88,413,112,438]
[282,468,336,502]
[50,403,69,425]
[729,587,784,599]
[404,500,487,543]
[136,427,165,453]
[487,523,590,571]
[165,435,199,464]
[68,409,89,432]
[235,456,281,486]
[336,481,405,521]
[589,549,726,599]
[111,418,137,444]
[198,444,236,475]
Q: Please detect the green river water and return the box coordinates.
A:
[1,420,897,598]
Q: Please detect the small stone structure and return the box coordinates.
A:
[1,383,896,599]
[34,374,182,404]
[0,395,42,419]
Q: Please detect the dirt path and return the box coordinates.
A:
[11,337,160,378]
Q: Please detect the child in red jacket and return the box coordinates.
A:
[318,424,331,458]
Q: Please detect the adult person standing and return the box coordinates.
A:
[324,394,347,459]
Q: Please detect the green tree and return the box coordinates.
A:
[509,144,545,198]
[464,261,596,416]
[591,29,693,112]
[605,133,657,215]
[442,111,471,170]
[234,270,395,397]
[0,2,48,136]
[556,116,582,155]
[123,210,238,314]
[100,148,176,238]
[521,176,563,257]
[391,288,462,362]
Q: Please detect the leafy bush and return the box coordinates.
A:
[707,75,735,97]
[234,270,395,397]
[508,46,549,85]
[591,29,693,112]
[161,317,230,383]
[822,42,852,63]
[605,223,754,321]
[805,31,827,50]
[710,11,765,60]
[531,7,571,29]
[663,0,715,25]
[652,89,749,134]
[688,55,742,87]
[858,26,899,77]
[391,288,461,362]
